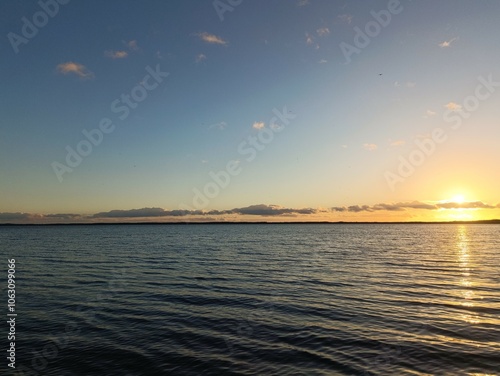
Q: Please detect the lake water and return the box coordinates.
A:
[1,224,499,375]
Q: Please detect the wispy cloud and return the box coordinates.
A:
[127,40,139,51]
[209,121,227,130]
[305,33,314,45]
[56,62,94,79]
[331,200,497,212]
[195,53,207,63]
[337,14,353,24]
[394,81,416,89]
[316,27,330,37]
[318,59,327,64]
[425,110,436,117]
[363,143,378,151]
[445,102,462,111]
[253,121,265,130]
[390,140,405,147]
[439,37,458,48]
[297,0,310,7]
[197,32,227,45]
[104,50,128,59]
[0,212,82,222]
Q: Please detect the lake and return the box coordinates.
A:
[1,224,499,375]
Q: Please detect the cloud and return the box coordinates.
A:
[331,201,497,213]
[0,212,33,221]
[425,110,436,117]
[44,213,82,219]
[0,212,81,222]
[56,62,94,79]
[390,140,405,147]
[439,37,458,48]
[253,121,265,130]
[196,53,207,62]
[436,201,495,209]
[197,32,227,45]
[209,121,227,130]
[2,201,498,223]
[93,208,168,218]
[305,33,314,45]
[363,143,378,151]
[445,102,462,111]
[318,59,327,64]
[337,14,353,24]
[394,81,416,89]
[316,27,330,37]
[224,204,317,216]
[127,40,139,51]
[297,0,310,6]
[91,205,319,218]
[104,50,128,59]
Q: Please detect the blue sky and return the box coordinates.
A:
[1,0,500,222]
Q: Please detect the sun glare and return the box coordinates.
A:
[452,194,465,203]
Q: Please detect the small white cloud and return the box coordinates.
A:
[363,143,378,151]
[253,121,265,130]
[318,59,327,64]
[197,32,227,45]
[425,110,436,117]
[394,81,401,87]
[56,62,94,79]
[297,0,310,6]
[104,50,128,59]
[317,27,330,37]
[445,102,462,111]
[196,53,207,63]
[439,37,457,48]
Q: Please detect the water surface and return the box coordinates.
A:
[1,224,499,375]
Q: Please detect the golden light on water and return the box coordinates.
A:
[456,226,482,324]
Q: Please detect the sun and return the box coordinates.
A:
[451,194,465,203]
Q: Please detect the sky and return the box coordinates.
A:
[1,0,499,223]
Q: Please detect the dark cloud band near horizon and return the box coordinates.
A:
[0,201,499,222]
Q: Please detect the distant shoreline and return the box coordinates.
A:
[1,220,499,226]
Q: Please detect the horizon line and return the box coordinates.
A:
[1,219,499,226]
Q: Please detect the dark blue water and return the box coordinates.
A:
[1,224,499,375]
